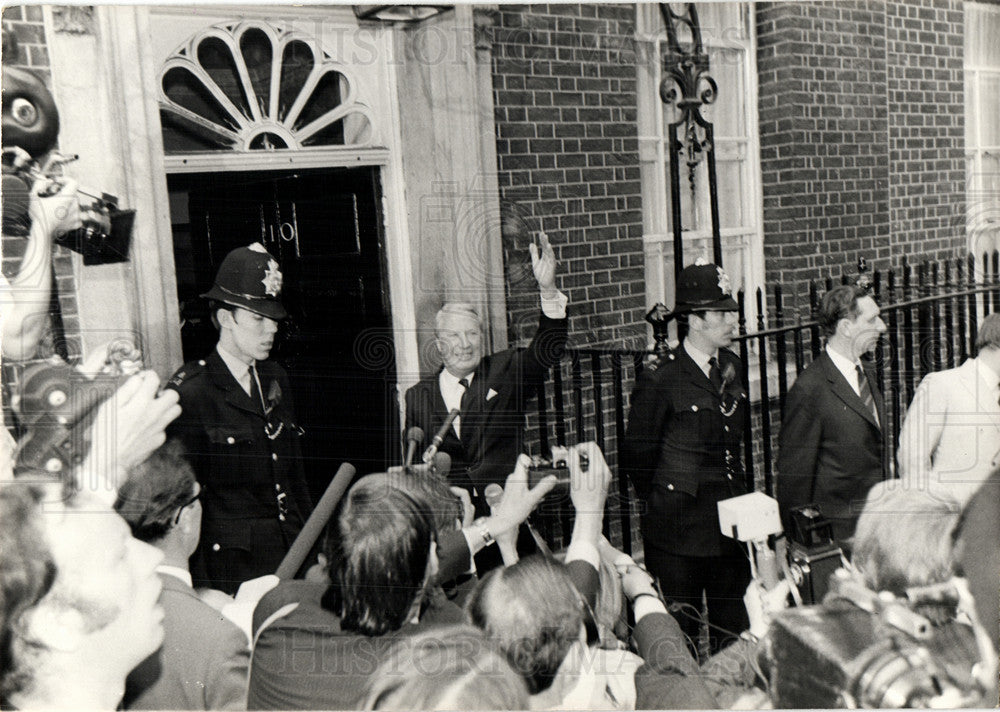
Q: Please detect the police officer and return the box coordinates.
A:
[167,243,311,594]
[621,259,750,657]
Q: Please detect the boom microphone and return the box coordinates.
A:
[275,462,356,579]
[404,426,424,467]
[422,409,460,464]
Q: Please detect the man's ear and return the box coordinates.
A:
[23,602,87,653]
[217,309,235,330]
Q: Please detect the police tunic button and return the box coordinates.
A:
[275,483,282,491]
[279,514,286,521]
[667,484,674,491]
[198,360,206,366]
[212,543,221,552]
[227,436,235,445]
[272,453,278,461]
[724,425,730,432]
[691,405,698,412]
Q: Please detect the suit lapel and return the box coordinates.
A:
[821,352,880,430]
[459,359,490,451]
[206,350,263,419]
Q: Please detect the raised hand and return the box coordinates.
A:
[528,232,558,297]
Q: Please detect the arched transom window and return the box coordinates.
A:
[158,21,374,153]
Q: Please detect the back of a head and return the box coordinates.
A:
[853,482,961,595]
[387,471,463,532]
[114,440,196,542]
[0,484,55,703]
[818,285,867,338]
[975,312,1000,352]
[326,473,436,637]
[466,554,584,695]
[361,624,529,710]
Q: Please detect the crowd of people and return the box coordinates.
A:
[1,174,999,710]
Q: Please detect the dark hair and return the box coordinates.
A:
[389,471,463,532]
[466,555,584,695]
[324,473,436,637]
[361,624,529,710]
[817,285,868,338]
[114,440,197,542]
[0,484,57,701]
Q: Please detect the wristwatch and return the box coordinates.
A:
[473,517,495,546]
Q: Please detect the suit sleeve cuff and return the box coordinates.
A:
[540,290,568,319]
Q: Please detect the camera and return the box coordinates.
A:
[766,572,985,708]
[526,450,588,491]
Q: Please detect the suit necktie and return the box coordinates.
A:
[856,365,879,425]
[708,356,724,394]
[455,377,470,438]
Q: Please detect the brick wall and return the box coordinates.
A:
[757,1,891,317]
[757,1,968,317]
[490,3,646,348]
[2,6,80,408]
[886,0,966,262]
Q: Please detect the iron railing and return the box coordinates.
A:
[526,252,1000,553]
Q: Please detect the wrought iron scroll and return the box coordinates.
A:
[658,3,722,283]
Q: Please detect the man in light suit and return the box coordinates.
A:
[404,233,567,497]
[897,313,1000,506]
[115,442,250,711]
[777,285,888,544]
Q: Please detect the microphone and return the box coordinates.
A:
[484,483,503,511]
[404,426,424,467]
[431,451,451,478]
[275,462,356,579]
[422,409,460,464]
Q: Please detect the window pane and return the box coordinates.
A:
[702,46,744,136]
[162,66,239,132]
[197,37,252,120]
[717,159,744,229]
[240,27,273,115]
[278,40,314,122]
[980,74,1000,145]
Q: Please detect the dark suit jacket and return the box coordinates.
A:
[404,312,568,492]
[621,345,748,557]
[777,351,886,541]
[167,350,312,592]
[124,572,249,710]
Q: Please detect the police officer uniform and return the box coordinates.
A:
[622,261,751,656]
[167,244,311,594]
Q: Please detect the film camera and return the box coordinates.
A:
[526,449,589,492]
[766,571,986,708]
[1,40,134,264]
[12,341,141,477]
[718,492,845,605]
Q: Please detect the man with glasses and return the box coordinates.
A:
[114,441,250,710]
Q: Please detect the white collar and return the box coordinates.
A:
[826,344,863,388]
[157,564,193,588]
[439,368,475,389]
[216,343,253,381]
[683,339,716,374]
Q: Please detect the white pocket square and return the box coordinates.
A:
[486,388,498,401]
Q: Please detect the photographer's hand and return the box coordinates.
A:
[77,371,181,503]
[744,578,792,639]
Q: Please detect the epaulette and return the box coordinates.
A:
[167,359,207,388]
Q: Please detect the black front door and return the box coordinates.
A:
[169,166,399,498]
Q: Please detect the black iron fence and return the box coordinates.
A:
[527,252,1000,554]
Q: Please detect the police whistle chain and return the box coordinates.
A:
[404,426,424,468]
[275,462,356,580]
[422,409,460,464]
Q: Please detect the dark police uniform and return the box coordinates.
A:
[166,243,311,593]
[622,261,751,656]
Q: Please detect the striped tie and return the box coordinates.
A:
[856,365,879,425]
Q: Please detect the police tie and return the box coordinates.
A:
[249,364,265,415]
[708,356,725,394]
[856,364,879,425]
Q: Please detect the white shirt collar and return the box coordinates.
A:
[683,339,716,377]
[216,343,252,379]
[826,344,863,394]
[156,564,193,588]
[974,356,1000,388]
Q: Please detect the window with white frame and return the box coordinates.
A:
[965,2,1000,261]
[635,3,764,332]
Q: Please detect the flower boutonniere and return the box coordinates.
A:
[266,379,282,415]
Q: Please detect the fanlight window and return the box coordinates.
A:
[159,22,374,153]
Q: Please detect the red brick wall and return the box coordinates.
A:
[490,3,646,349]
[886,0,966,262]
